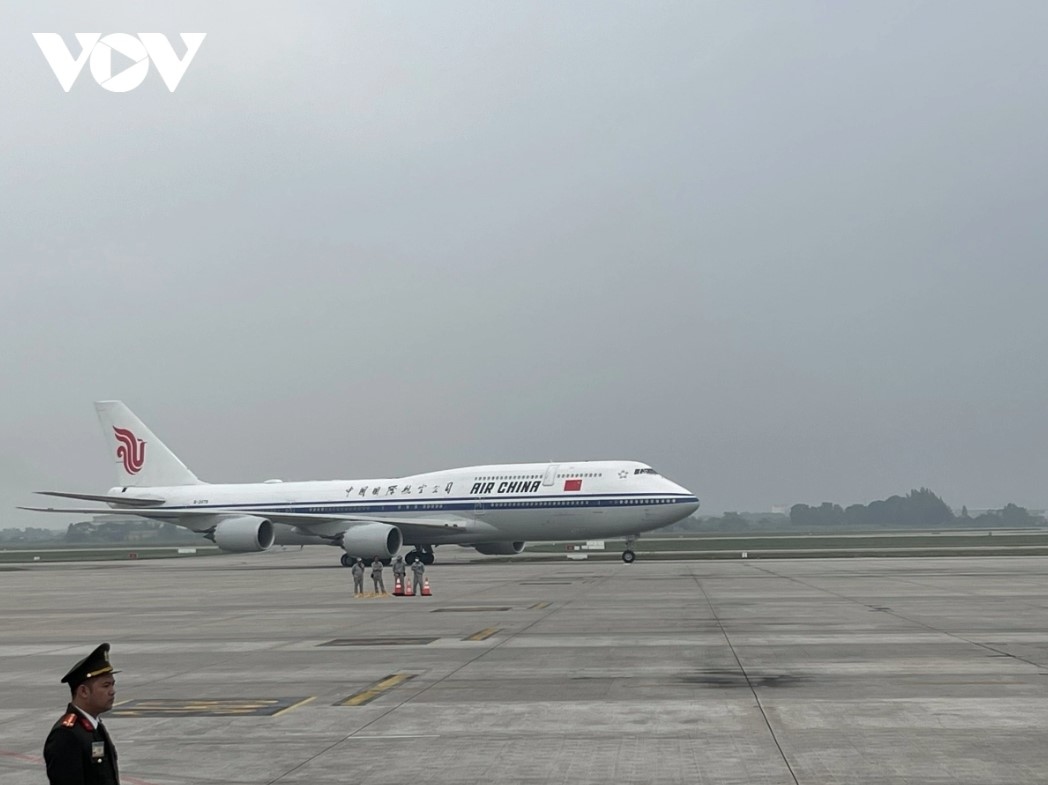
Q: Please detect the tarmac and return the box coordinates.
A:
[2,549,1047,784]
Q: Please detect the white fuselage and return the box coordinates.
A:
[108,460,699,546]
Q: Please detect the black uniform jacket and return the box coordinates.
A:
[43,704,119,785]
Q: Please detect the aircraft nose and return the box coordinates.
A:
[669,479,700,515]
[666,477,700,513]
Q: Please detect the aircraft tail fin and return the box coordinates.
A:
[94,401,202,487]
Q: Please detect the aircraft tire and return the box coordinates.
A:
[622,550,636,564]
[340,554,352,567]
[421,552,435,566]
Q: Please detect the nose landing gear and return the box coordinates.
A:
[622,535,638,564]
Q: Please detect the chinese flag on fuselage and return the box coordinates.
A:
[564,479,582,491]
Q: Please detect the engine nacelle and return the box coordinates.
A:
[472,541,526,556]
[340,522,403,559]
[212,516,275,553]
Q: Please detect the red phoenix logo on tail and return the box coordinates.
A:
[113,427,146,474]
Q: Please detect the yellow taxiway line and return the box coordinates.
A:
[340,673,416,706]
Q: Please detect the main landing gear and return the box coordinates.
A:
[622,535,638,564]
[405,545,435,566]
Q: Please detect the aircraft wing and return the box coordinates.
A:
[18,505,472,532]
[236,509,472,533]
[18,505,188,518]
[35,491,167,507]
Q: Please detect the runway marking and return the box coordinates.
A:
[529,601,552,609]
[272,696,315,716]
[340,673,416,706]
[465,627,500,641]
[431,606,511,612]
[321,637,436,646]
[110,697,311,717]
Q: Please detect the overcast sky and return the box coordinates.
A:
[3,2,1048,527]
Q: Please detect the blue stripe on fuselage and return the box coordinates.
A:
[155,493,700,515]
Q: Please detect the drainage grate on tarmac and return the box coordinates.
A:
[321,637,437,646]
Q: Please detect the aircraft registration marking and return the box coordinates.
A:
[340,673,416,706]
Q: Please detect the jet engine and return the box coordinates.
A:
[340,522,403,559]
[212,516,275,552]
[472,541,526,556]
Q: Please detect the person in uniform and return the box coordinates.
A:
[391,554,406,589]
[370,556,385,594]
[411,558,425,596]
[44,642,120,785]
[351,558,365,597]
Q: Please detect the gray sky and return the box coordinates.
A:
[4,2,1048,527]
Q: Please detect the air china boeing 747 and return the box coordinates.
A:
[21,402,700,565]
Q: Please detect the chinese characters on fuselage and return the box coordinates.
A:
[346,483,456,497]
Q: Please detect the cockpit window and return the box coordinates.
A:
[634,468,658,475]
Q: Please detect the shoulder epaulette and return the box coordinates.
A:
[61,713,77,728]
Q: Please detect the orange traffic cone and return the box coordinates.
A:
[404,577,414,596]
[392,577,403,596]
[421,576,432,596]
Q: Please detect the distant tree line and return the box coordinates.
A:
[960,503,1042,527]
[789,488,1043,529]
[0,527,61,543]
[0,520,201,544]
[63,520,199,543]
[790,488,952,528]
[657,488,1045,533]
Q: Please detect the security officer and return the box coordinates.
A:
[391,554,407,588]
[44,642,120,785]
[410,558,425,596]
[370,556,385,594]
[351,557,365,597]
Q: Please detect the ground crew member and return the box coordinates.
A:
[392,554,406,587]
[351,558,365,596]
[44,642,120,785]
[411,558,425,596]
[370,556,385,594]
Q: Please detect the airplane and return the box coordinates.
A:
[20,401,701,565]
